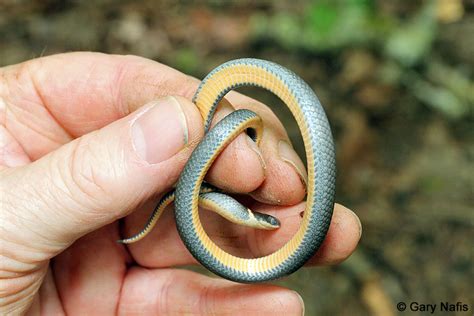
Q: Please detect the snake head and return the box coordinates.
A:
[252,211,280,230]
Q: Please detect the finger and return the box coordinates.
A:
[53,224,128,315]
[1,96,204,264]
[226,91,308,205]
[1,52,197,159]
[307,204,362,265]
[118,268,304,315]
[189,89,308,204]
[125,202,361,268]
[1,52,303,198]
[205,99,266,193]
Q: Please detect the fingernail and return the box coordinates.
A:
[353,210,362,238]
[344,207,362,238]
[278,140,308,187]
[132,97,188,164]
[293,291,305,316]
[246,135,266,170]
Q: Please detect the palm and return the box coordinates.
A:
[49,198,306,313]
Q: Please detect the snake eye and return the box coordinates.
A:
[266,215,280,227]
[253,212,281,228]
[246,128,257,142]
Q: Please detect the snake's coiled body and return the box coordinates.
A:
[119,58,336,282]
[173,59,336,282]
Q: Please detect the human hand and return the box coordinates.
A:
[0,53,361,315]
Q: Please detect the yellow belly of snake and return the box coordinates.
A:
[119,58,336,283]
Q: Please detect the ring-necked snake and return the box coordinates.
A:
[119,58,336,283]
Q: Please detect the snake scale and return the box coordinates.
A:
[120,58,336,283]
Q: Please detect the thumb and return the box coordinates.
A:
[1,96,203,259]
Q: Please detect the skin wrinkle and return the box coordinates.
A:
[157,270,174,314]
[55,143,99,216]
[3,64,70,153]
[0,264,45,299]
[80,57,102,108]
[126,61,199,109]
[4,102,65,154]
[180,75,201,100]
[244,219,263,258]
[27,62,74,141]
[27,145,112,250]
[52,260,69,316]
[42,54,122,135]
[111,240,130,316]
[120,63,164,111]
[0,238,46,273]
[1,264,47,315]
[1,183,70,260]
[34,267,48,315]
[198,281,216,316]
[44,166,102,245]
[0,258,23,279]
[65,136,117,220]
[71,136,111,202]
[52,229,123,315]
[26,291,40,315]
[0,256,41,280]
[0,127,25,167]
[20,276,47,314]
[46,264,66,315]
[28,280,41,315]
[115,264,129,316]
[214,139,257,191]
[6,54,121,146]
[112,57,133,119]
[169,72,199,101]
[2,179,37,227]
[250,161,292,205]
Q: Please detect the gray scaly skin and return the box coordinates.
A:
[174,59,336,283]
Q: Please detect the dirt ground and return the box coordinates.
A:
[1,1,472,315]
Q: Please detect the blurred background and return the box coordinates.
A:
[1,0,472,315]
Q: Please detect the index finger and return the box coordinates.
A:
[1,52,307,201]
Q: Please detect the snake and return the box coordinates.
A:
[119,58,336,283]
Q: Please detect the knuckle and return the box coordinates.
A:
[60,136,116,214]
[180,75,200,100]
